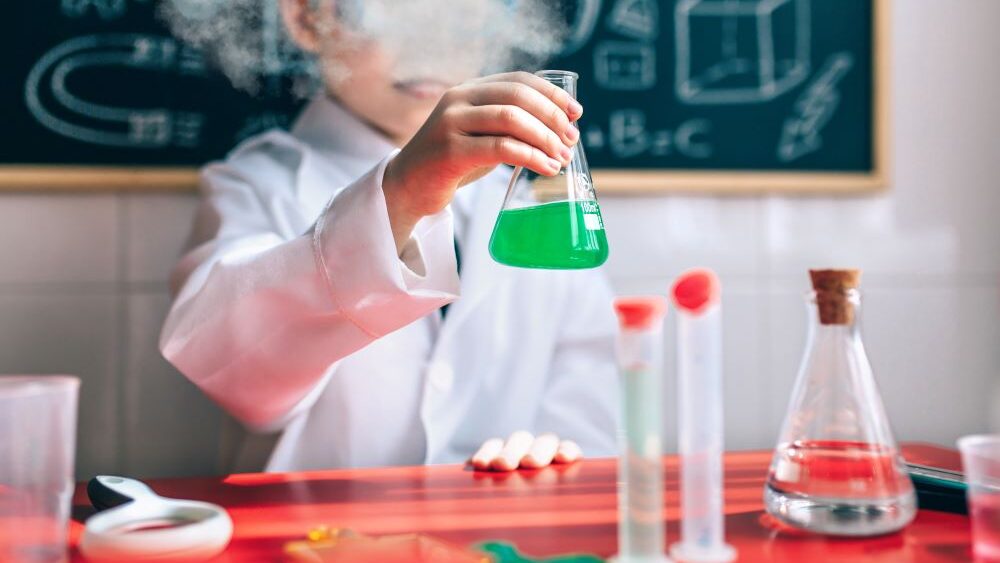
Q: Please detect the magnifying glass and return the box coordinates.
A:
[80,476,233,560]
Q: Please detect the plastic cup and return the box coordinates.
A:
[0,376,80,562]
[959,435,1000,561]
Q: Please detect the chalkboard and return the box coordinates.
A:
[547,0,889,192]
[1,0,304,189]
[1,0,887,193]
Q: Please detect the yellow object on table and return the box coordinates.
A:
[285,527,490,562]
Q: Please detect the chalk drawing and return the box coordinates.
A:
[675,118,713,158]
[675,0,811,105]
[61,0,149,20]
[608,110,713,159]
[25,34,206,148]
[607,0,659,41]
[585,127,607,152]
[777,52,854,162]
[610,110,649,157]
[235,112,291,143]
[558,0,604,56]
[594,41,656,91]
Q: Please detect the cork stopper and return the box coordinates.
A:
[809,269,862,325]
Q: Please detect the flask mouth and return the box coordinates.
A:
[535,70,578,98]
[536,69,579,81]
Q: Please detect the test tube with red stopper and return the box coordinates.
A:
[669,270,735,563]
[612,296,670,563]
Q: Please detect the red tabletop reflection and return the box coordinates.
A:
[68,443,971,561]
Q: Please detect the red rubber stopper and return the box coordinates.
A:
[671,268,720,315]
[613,296,667,330]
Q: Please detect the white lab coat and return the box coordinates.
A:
[160,95,620,472]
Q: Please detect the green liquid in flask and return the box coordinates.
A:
[488,200,609,269]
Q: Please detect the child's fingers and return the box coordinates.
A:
[470,438,504,470]
[473,71,584,121]
[490,431,535,471]
[461,82,578,147]
[553,440,582,464]
[453,105,570,165]
[520,433,560,469]
[461,136,561,177]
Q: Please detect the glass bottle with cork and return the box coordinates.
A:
[488,70,608,270]
[764,269,917,536]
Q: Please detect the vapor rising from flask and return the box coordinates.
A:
[159,0,567,96]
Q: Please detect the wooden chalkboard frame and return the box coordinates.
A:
[1,0,889,194]
[0,166,198,190]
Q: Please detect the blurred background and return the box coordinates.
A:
[1,0,998,479]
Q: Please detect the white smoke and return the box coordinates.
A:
[159,0,566,96]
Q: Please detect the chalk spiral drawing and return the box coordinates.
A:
[558,0,604,56]
[25,34,206,148]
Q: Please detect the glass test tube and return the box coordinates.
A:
[612,297,670,563]
[670,270,735,563]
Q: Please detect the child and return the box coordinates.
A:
[160,0,619,472]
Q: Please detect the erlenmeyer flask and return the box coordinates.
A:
[488,70,609,270]
[764,270,916,536]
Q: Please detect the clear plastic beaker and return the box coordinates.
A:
[764,270,916,536]
[0,376,79,562]
[958,434,1000,561]
[488,70,609,270]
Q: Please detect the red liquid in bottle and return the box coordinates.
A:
[764,440,917,536]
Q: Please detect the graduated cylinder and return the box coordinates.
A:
[612,297,669,563]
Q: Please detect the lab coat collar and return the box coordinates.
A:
[291,95,399,163]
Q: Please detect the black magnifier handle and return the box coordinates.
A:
[87,475,144,512]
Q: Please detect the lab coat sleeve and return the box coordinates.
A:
[160,145,460,431]
[534,272,620,458]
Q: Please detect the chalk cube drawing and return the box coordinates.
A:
[675,0,811,105]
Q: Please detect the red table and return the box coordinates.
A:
[69,443,972,561]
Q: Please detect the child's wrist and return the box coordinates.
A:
[382,158,424,252]
[383,158,421,223]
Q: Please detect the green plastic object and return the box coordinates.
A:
[477,541,604,563]
[488,201,609,270]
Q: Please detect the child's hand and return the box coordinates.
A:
[382,72,583,251]
[468,431,583,471]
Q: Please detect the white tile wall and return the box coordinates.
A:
[0,0,995,478]
[0,293,119,478]
[122,292,224,478]
[124,194,199,285]
[602,197,763,279]
[0,195,118,285]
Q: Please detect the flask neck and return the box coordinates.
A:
[804,289,864,349]
[536,70,578,101]
[808,288,860,327]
